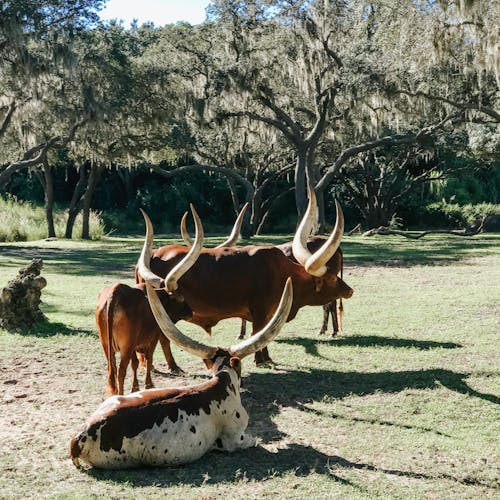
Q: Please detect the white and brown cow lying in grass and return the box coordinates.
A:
[70,273,293,469]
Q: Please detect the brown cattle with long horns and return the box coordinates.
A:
[180,204,345,338]
[136,188,353,365]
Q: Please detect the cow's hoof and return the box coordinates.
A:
[169,366,184,375]
[255,358,275,368]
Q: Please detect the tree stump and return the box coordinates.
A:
[0,259,47,330]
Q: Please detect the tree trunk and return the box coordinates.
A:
[65,164,88,239]
[316,186,327,232]
[250,189,263,236]
[226,177,240,215]
[81,162,104,240]
[43,161,56,238]
[35,161,56,238]
[294,146,308,221]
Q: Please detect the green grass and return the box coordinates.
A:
[0,195,105,241]
[0,233,499,498]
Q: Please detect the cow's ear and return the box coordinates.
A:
[204,359,214,370]
[230,357,241,376]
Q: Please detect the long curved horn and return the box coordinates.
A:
[215,202,249,248]
[304,200,344,276]
[292,185,318,268]
[146,281,217,359]
[181,203,249,249]
[164,204,204,292]
[180,211,192,246]
[229,278,293,359]
[137,209,163,288]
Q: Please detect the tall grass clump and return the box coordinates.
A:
[0,196,105,242]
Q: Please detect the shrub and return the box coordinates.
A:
[0,196,105,242]
[422,201,500,228]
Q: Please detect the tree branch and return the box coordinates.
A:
[399,90,500,123]
[0,117,88,187]
[0,101,16,137]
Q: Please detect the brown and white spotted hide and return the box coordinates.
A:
[70,352,255,469]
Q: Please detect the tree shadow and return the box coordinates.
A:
[0,245,137,278]
[9,320,94,338]
[276,335,462,358]
[342,236,497,268]
[84,441,495,491]
[242,367,499,444]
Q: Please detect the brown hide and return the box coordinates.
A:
[136,243,352,363]
[96,283,192,395]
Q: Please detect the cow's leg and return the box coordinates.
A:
[330,300,339,337]
[254,346,274,366]
[251,316,274,366]
[214,406,256,452]
[158,334,182,373]
[318,304,330,335]
[136,352,147,370]
[130,352,140,393]
[237,320,247,340]
[107,349,118,396]
[144,349,155,389]
[117,350,132,395]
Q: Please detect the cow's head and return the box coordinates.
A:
[292,186,353,299]
[159,291,193,323]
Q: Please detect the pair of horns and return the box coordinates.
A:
[292,186,344,277]
[138,206,293,359]
[146,278,293,360]
[181,203,248,248]
[137,205,203,292]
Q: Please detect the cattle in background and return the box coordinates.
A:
[234,238,345,340]
[180,207,345,339]
[70,278,293,469]
[136,187,353,366]
[96,205,204,395]
[278,237,344,337]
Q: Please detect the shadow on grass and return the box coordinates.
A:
[0,245,138,278]
[276,335,462,357]
[1,234,498,281]
[84,441,495,491]
[10,320,95,338]
[242,367,499,445]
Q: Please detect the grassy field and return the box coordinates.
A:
[0,233,499,499]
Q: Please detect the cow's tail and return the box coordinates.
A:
[337,254,344,334]
[106,291,118,395]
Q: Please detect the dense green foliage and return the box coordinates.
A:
[0,0,499,240]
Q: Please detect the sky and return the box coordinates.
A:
[99,0,211,27]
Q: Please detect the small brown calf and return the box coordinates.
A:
[96,283,192,395]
